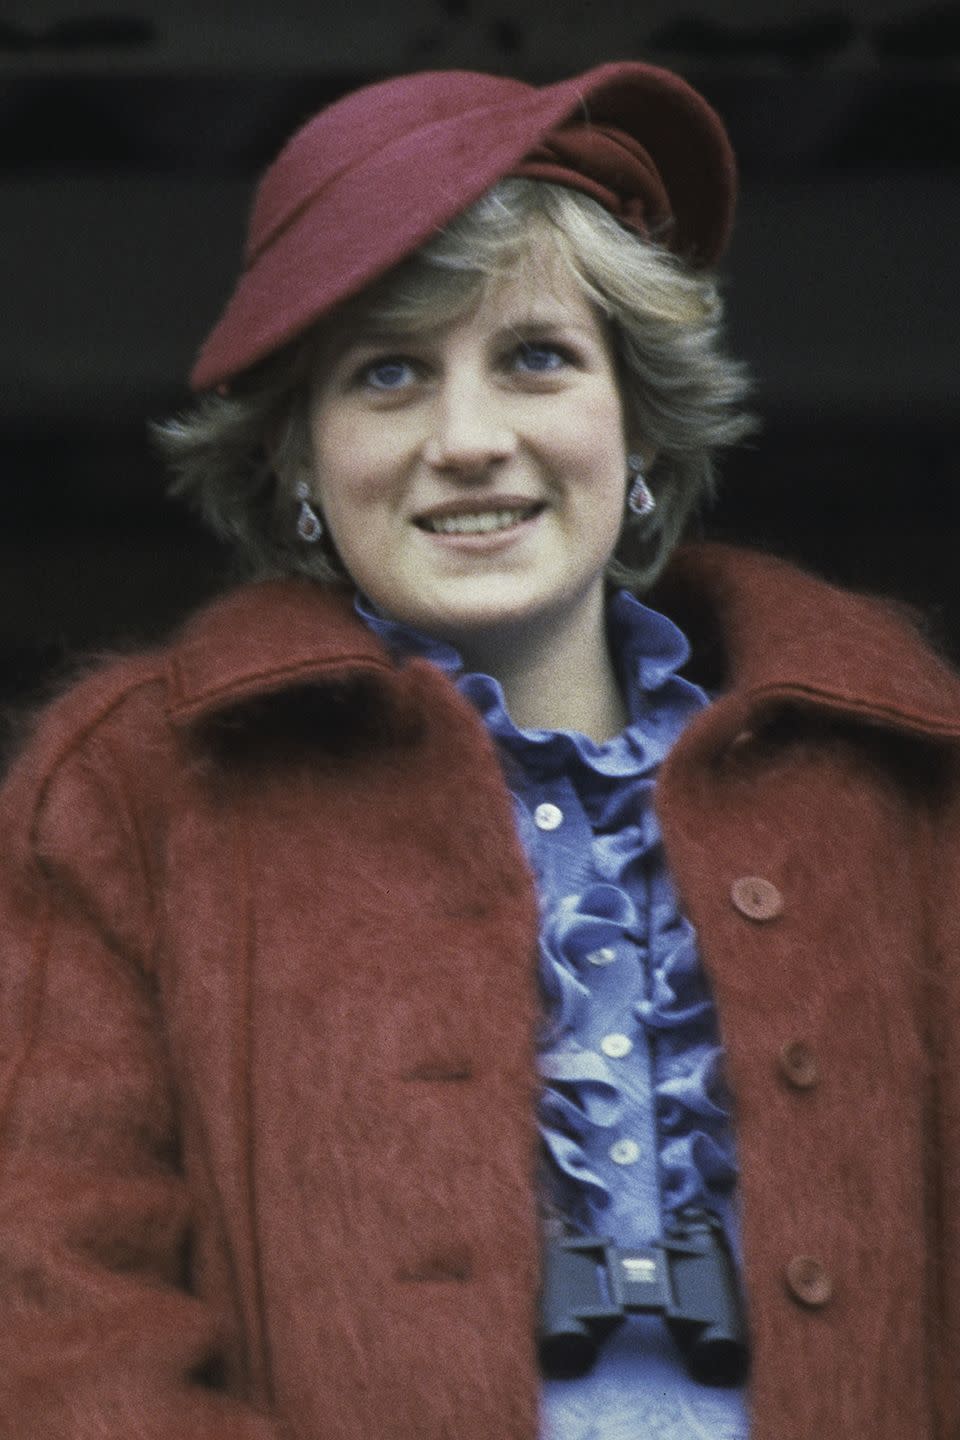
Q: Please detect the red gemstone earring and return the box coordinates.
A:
[626,455,656,518]
[295,479,324,543]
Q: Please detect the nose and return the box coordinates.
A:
[422,378,517,475]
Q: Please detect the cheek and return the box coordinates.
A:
[554,409,626,496]
[559,384,626,461]
[567,420,629,552]
[308,414,385,515]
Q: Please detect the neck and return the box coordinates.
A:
[456,595,628,742]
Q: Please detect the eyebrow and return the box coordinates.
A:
[503,315,593,336]
[345,327,415,346]
[344,314,594,346]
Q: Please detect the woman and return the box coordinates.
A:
[0,61,958,1440]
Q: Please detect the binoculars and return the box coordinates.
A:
[538,1209,748,1386]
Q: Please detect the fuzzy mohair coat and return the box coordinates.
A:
[0,543,958,1440]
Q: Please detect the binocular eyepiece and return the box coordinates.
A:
[538,1209,748,1387]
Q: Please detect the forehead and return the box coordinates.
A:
[334,233,602,350]
[467,244,600,332]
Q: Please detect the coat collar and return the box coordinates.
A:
[654,543,960,741]
[165,579,396,726]
[164,547,960,741]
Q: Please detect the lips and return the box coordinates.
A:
[414,498,545,536]
[422,506,543,535]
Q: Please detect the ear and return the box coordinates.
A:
[266,412,314,497]
[263,416,287,480]
[628,442,658,470]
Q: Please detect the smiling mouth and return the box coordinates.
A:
[417,504,543,536]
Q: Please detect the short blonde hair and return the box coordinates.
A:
[156,180,754,590]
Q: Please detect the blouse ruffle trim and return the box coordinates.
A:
[355,589,738,1223]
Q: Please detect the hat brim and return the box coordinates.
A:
[190,62,734,392]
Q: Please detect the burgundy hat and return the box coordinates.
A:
[190,61,736,392]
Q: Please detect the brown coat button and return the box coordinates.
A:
[779,1040,819,1090]
[730,875,784,921]
[785,1254,833,1308]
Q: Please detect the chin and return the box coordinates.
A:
[422,594,539,629]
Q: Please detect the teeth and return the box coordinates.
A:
[423,507,535,535]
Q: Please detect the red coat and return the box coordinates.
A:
[1,543,959,1439]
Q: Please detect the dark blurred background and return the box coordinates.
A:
[2,0,959,759]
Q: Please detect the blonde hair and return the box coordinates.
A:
[156,179,755,590]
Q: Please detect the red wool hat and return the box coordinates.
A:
[190,61,736,392]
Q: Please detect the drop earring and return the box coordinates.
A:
[626,455,656,518]
[294,478,323,543]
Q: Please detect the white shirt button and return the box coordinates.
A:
[609,1138,641,1166]
[587,946,617,966]
[534,803,564,831]
[600,1033,633,1059]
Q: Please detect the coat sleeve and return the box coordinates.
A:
[0,712,290,1439]
[929,768,960,1440]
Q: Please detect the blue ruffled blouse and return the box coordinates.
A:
[356,590,749,1440]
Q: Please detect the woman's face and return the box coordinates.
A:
[305,238,629,655]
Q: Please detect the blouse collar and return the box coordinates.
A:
[354,587,697,736]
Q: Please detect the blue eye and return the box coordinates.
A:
[361,357,416,390]
[514,342,567,374]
